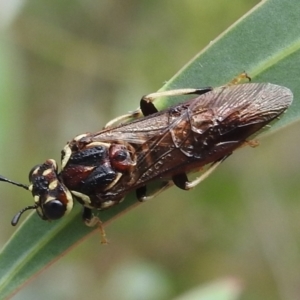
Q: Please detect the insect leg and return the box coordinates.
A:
[134,87,213,199]
[172,155,229,190]
[105,87,213,127]
[172,173,189,190]
[136,181,173,202]
[82,207,108,244]
[136,185,147,200]
[105,73,249,128]
[140,87,213,116]
[104,110,141,128]
[140,72,250,117]
[228,72,251,86]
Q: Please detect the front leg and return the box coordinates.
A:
[82,207,108,244]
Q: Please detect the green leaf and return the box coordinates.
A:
[1,0,299,298]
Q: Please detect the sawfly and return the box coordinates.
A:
[0,78,293,231]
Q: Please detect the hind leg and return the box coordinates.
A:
[104,87,213,127]
[172,156,229,190]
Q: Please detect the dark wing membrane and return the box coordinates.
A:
[132,83,293,184]
[94,83,293,187]
[190,83,293,127]
[92,110,173,145]
[94,83,292,145]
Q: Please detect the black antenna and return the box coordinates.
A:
[11,205,38,226]
[0,175,29,190]
[0,174,33,225]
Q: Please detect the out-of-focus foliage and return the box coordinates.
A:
[1,1,300,300]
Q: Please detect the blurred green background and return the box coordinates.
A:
[1,0,300,299]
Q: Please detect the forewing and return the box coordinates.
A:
[91,110,172,145]
[189,83,293,130]
[89,83,293,186]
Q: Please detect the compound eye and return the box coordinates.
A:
[114,150,128,162]
[43,200,66,220]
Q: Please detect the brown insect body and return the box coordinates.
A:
[59,83,292,210]
[0,82,293,225]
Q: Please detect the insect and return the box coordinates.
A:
[0,80,293,229]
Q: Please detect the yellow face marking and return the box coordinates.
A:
[31,167,40,176]
[42,168,52,176]
[34,195,40,204]
[49,180,58,190]
[48,159,57,169]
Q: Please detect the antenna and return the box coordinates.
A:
[0,175,29,190]
[11,205,38,226]
[0,174,33,225]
